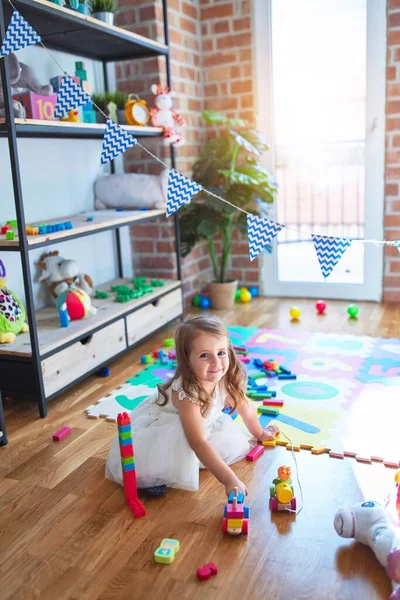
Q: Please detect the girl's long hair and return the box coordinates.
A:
[157,314,247,416]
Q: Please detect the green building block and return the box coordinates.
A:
[257,406,280,416]
[151,279,165,287]
[5,230,15,240]
[6,219,17,227]
[95,290,109,299]
[121,456,135,466]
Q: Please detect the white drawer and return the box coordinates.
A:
[41,319,126,397]
[126,288,183,347]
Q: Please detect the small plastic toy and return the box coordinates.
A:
[52,426,71,441]
[117,412,146,519]
[239,287,252,303]
[222,486,249,535]
[289,306,301,320]
[163,338,174,347]
[154,538,180,564]
[5,230,14,240]
[200,295,211,309]
[98,366,110,377]
[269,466,296,512]
[347,304,359,319]
[0,260,29,344]
[248,286,259,297]
[246,445,265,462]
[58,302,70,327]
[315,299,326,314]
[197,562,218,581]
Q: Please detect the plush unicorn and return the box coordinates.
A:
[334,500,400,599]
[149,84,185,147]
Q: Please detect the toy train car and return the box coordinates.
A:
[222,487,250,535]
[269,465,296,512]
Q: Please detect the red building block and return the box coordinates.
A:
[246,445,265,462]
[197,563,218,581]
[52,426,71,441]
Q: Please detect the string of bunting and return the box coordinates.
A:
[1,5,399,280]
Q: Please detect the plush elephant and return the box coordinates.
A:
[0,53,53,118]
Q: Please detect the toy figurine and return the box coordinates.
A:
[149,84,185,147]
[0,260,29,344]
[269,465,296,512]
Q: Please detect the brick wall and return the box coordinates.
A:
[385,0,400,302]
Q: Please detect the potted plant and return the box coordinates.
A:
[179,110,277,309]
[113,90,129,124]
[89,0,116,25]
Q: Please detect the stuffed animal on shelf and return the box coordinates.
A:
[38,251,94,299]
[0,53,53,119]
[334,500,400,599]
[0,260,29,344]
[149,84,185,147]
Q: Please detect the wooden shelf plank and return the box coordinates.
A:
[0,119,163,139]
[1,0,168,61]
[0,278,181,358]
[0,209,165,249]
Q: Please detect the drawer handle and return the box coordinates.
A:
[152,299,160,307]
[80,335,93,346]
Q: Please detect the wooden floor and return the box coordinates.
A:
[1,297,399,600]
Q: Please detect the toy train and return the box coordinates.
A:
[269,466,296,512]
[222,487,250,535]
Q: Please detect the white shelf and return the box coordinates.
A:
[0,278,181,358]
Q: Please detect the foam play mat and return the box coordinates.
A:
[86,327,400,467]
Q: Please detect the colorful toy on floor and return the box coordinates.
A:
[52,426,71,441]
[154,538,180,564]
[315,299,326,314]
[117,412,146,518]
[347,304,359,319]
[289,306,301,321]
[248,286,259,297]
[222,486,249,535]
[246,445,265,462]
[269,466,296,512]
[197,562,218,581]
[239,287,252,303]
[192,293,211,309]
[0,260,29,344]
[334,501,400,599]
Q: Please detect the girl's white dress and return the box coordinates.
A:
[105,377,253,491]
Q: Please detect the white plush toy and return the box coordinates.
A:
[334,500,400,599]
[38,251,94,299]
[149,84,185,147]
[94,169,168,211]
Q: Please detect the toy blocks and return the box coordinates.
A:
[117,412,146,518]
[246,445,265,462]
[5,231,14,240]
[13,91,57,120]
[197,562,218,581]
[154,538,180,564]
[222,487,249,535]
[52,426,71,441]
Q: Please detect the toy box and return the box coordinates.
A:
[12,92,57,120]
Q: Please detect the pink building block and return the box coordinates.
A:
[246,445,265,462]
[52,426,71,441]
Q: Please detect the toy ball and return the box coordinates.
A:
[248,287,259,298]
[192,294,201,307]
[289,306,301,320]
[199,295,211,309]
[347,304,359,319]
[239,287,252,303]
[315,300,326,314]
[56,286,91,320]
[235,289,241,302]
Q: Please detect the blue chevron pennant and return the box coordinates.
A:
[100,119,137,165]
[166,170,202,217]
[312,235,352,279]
[54,76,91,118]
[247,214,284,261]
[0,10,41,57]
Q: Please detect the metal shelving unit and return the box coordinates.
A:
[0,0,182,445]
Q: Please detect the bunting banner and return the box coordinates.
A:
[247,214,284,261]
[54,75,91,119]
[312,235,352,279]
[0,10,41,57]
[100,119,137,165]
[166,170,202,217]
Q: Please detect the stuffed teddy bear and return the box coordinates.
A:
[0,260,29,344]
[334,500,400,599]
[38,251,93,299]
[149,84,185,147]
[0,53,53,118]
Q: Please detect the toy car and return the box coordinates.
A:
[269,465,296,512]
[222,487,250,535]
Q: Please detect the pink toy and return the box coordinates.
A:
[263,399,284,407]
[13,91,57,120]
[117,412,146,519]
[315,299,326,314]
[222,487,249,535]
[52,426,71,441]
[149,84,185,147]
[197,562,218,581]
[246,445,265,462]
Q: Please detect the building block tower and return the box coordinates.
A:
[117,412,146,518]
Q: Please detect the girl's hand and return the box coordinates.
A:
[225,476,248,499]
[258,423,280,442]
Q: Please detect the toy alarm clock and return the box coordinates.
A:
[124,94,150,126]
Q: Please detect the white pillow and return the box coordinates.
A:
[94,168,168,210]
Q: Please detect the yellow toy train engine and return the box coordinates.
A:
[269,466,296,512]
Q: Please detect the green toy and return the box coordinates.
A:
[0,260,29,344]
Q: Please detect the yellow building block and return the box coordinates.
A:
[227,519,243,529]
[154,546,175,564]
[261,439,276,447]
[161,539,180,555]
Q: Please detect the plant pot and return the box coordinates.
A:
[117,109,127,124]
[96,111,106,124]
[92,11,114,25]
[208,280,238,310]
